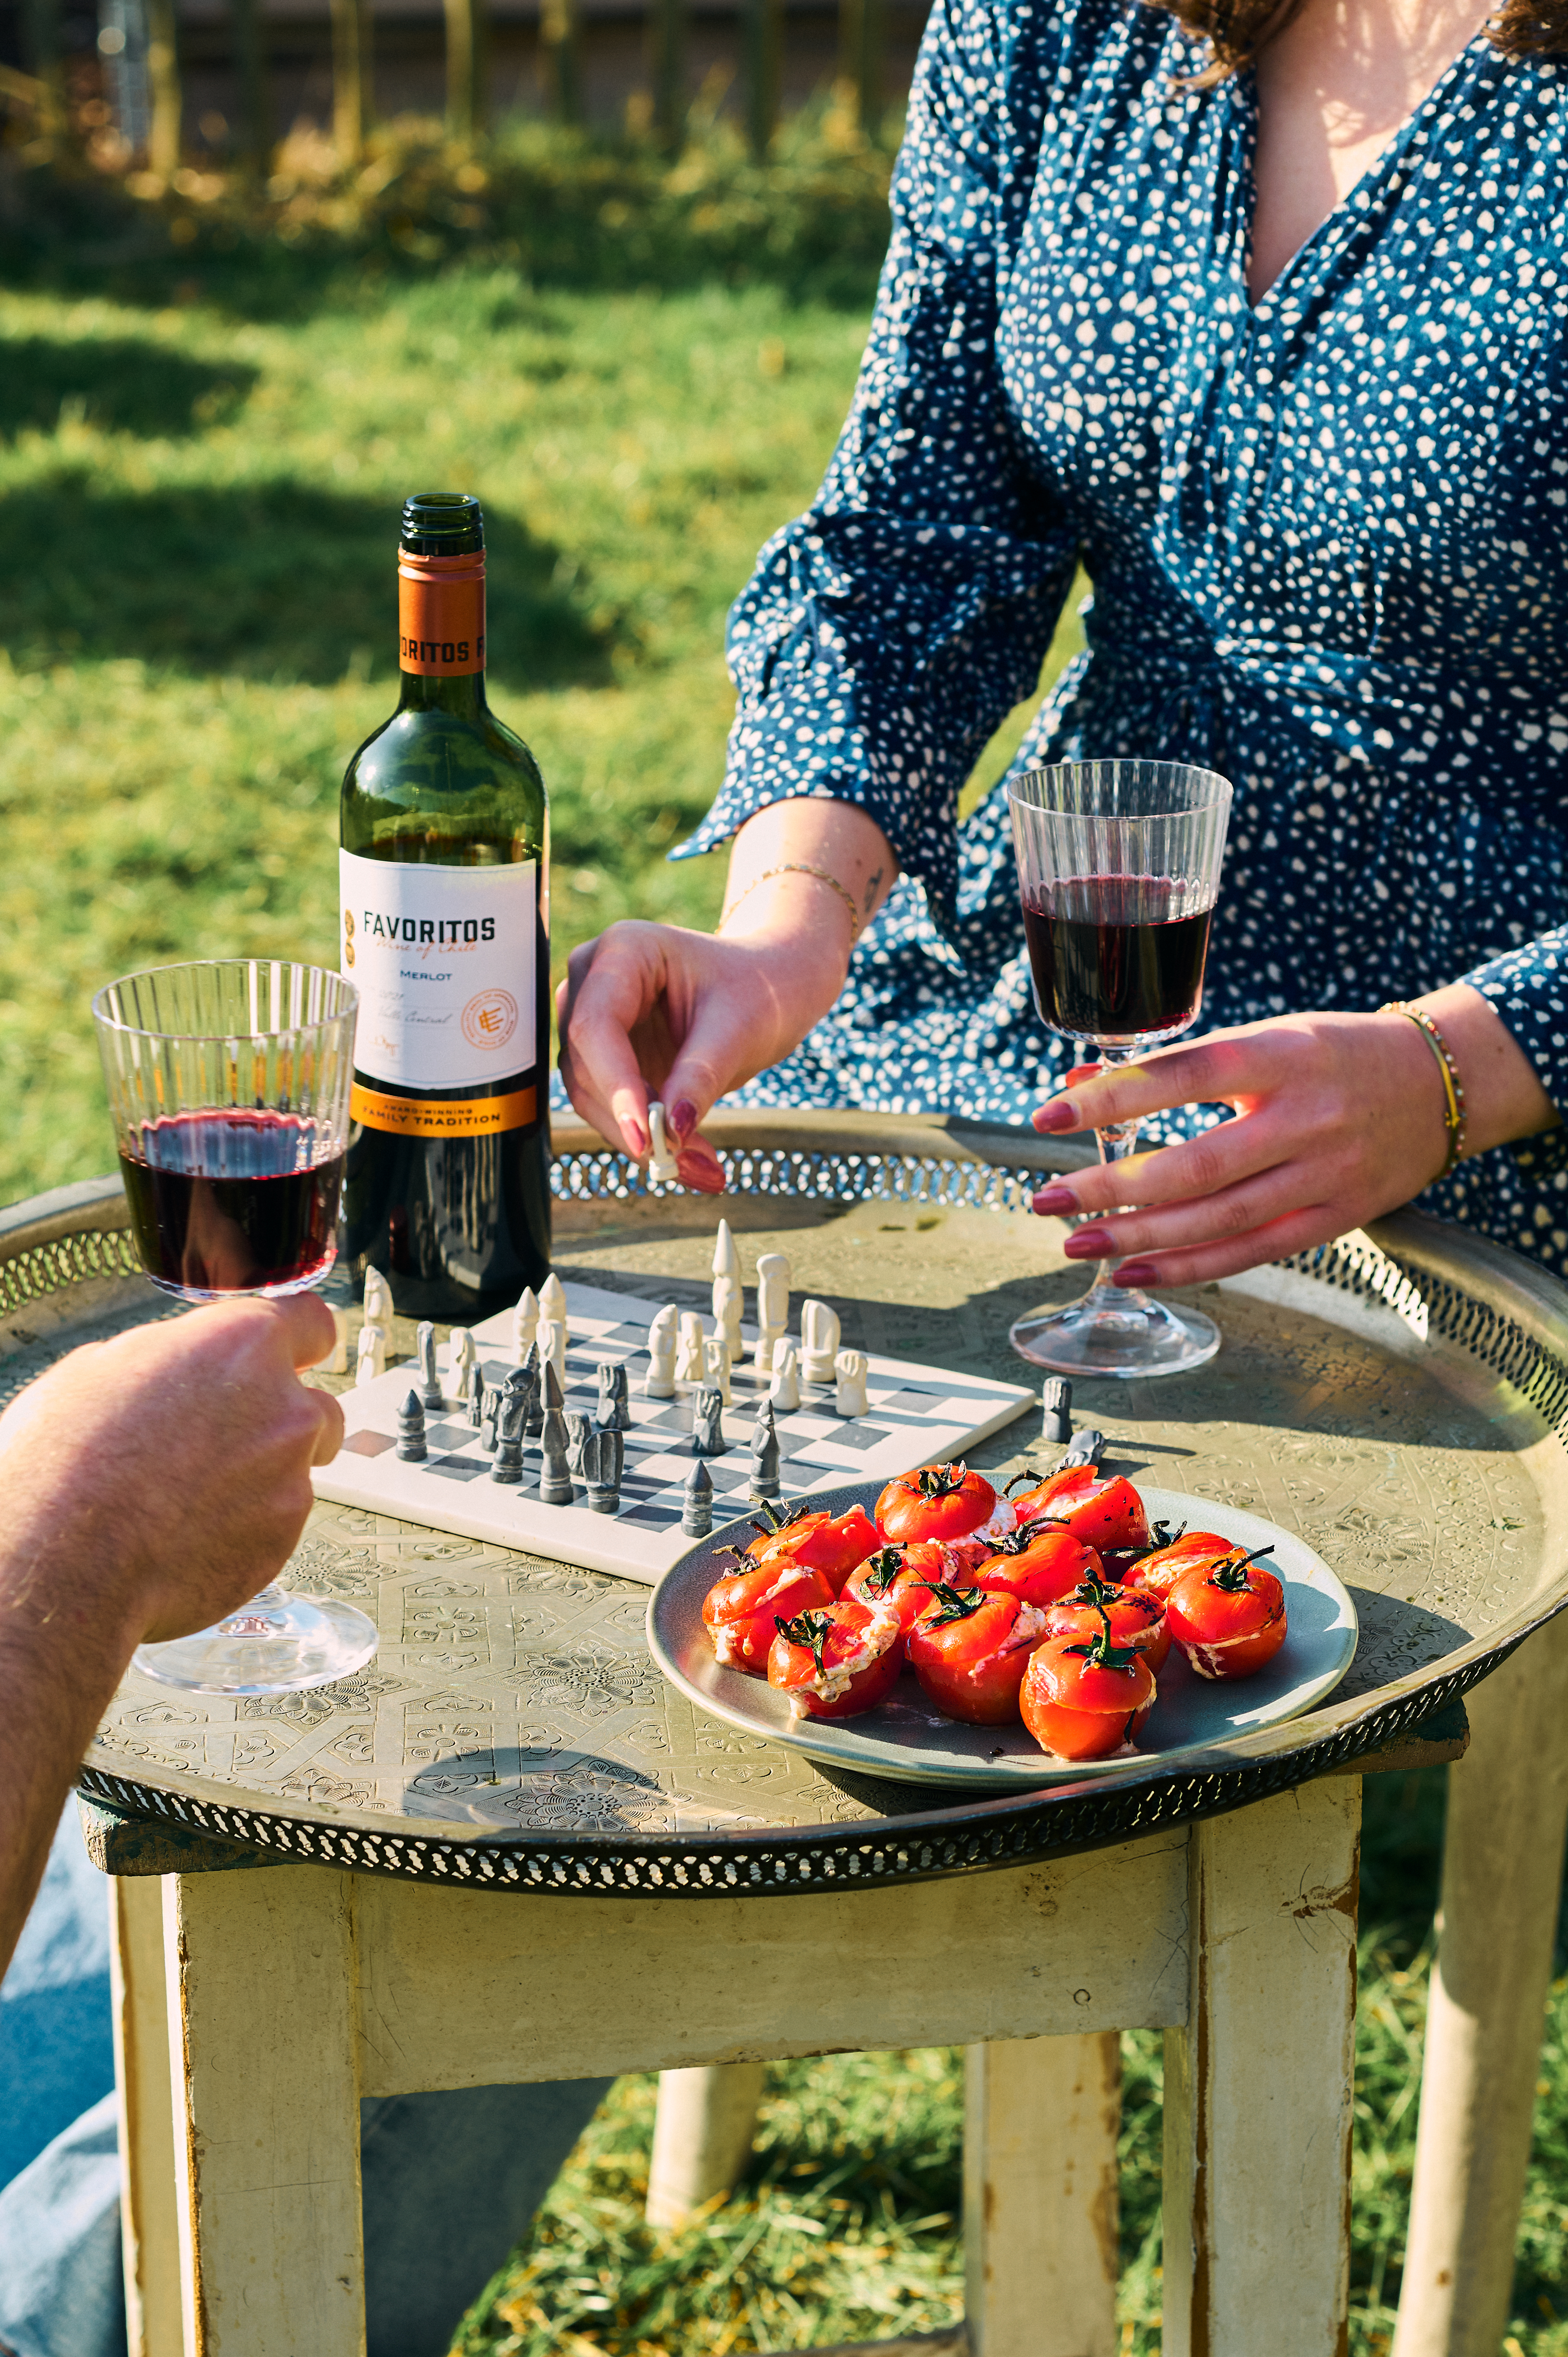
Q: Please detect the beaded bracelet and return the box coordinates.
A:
[1380,1001,1468,1179]
[720,861,863,943]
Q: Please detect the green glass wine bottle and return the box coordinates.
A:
[339,492,551,1320]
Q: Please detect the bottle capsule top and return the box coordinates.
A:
[400,492,484,556]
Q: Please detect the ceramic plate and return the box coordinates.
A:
[646,1481,1359,1791]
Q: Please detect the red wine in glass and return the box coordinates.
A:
[1021,875,1213,1042]
[119,1109,344,1297]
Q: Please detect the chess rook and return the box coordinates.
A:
[1041,1377,1074,1446]
[681,1458,714,1538]
[675,1312,705,1387]
[834,1350,869,1419]
[644,1304,678,1399]
[768,1341,802,1412]
[596,1362,632,1432]
[800,1299,841,1385]
[692,1387,727,1457]
[582,1426,625,1515]
[416,1322,443,1411]
[395,1389,428,1463]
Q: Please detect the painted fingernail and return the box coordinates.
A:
[1032,1185,1078,1215]
[1033,1103,1078,1134]
[624,1116,649,1157]
[1062,1227,1111,1258]
[1112,1261,1158,1288]
[670,1099,698,1144]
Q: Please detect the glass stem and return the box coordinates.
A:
[1087,1046,1141,1294]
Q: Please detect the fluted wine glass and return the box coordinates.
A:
[1008,760,1234,1379]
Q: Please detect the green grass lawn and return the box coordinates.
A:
[6,119,1568,2357]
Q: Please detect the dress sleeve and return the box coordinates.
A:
[671,0,1081,937]
[1464,930,1568,1115]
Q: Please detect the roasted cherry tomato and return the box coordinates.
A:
[1128,1524,1243,1604]
[842,1541,955,1636]
[904,1583,1049,1725]
[702,1558,835,1676]
[1164,1549,1288,1680]
[1020,1601,1157,1760]
[970,1521,1103,1609]
[1038,1573,1171,1674]
[1006,1464,1149,1556]
[876,1462,1009,1551]
[744,1501,881,1593]
[767,1598,903,1719]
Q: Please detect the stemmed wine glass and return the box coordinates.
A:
[92,957,378,1694]
[1007,760,1234,1379]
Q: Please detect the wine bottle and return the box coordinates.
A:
[339,492,551,1321]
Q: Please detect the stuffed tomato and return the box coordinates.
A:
[876,1462,1015,1563]
[767,1599,903,1720]
[1038,1574,1171,1673]
[903,1584,1049,1726]
[702,1558,835,1675]
[1130,1526,1246,1604]
[1164,1549,1288,1680]
[1020,1626,1157,1761]
[841,1541,956,1636]
[970,1521,1102,1609]
[1006,1464,1149,1557]
[743,1501,880,1593]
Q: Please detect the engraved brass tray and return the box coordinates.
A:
[4,1109,1564,1896]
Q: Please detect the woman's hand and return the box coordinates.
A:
[1028,986,1560,1289]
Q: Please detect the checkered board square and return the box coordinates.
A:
[312,1278,1035,1587]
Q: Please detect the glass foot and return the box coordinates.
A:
[1010,1281,1221,1379]
[132,1587,378,1695]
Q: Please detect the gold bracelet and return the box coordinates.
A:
[1380,1001,1468,1179]
[720,861,862,943]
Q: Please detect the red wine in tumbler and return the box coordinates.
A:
[120,1110,343,1294]
[1022,876,1212,1040]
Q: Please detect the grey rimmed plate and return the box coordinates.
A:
[646,1480,1359,1791]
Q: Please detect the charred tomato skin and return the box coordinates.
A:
[1164,1560,1288,1680]
[971,1524,1102,1609]
[701,1561,835,1675]
[904,1589,1045,1725]
[1009,1467,1149,1555]
[1039,1584,1171,1674]
[876,1462,998,1547]
[766,1598,902,1719]
[1020,1639,1157,1760]
[842,1540,954,1636]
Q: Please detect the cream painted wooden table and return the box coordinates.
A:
[4,1113,1563,2356]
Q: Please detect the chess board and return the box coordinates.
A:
[312,1278,1036,1586]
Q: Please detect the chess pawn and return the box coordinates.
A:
[681,1457,714,1539]
[582,1426,625,1515]
[363,1268,394,1334]
[748,1400,781,1502]
[416,1321,443,1412]
[355,1324,386,1387]
[596,1362,632,1433]
[691,1385,727,1457]
[395,1389,427,1463]
[490,1391,525,1484]
[754,1252,791,1374]
[1041,1377,1074,1446]
[446,1327,477,1397]
[703,1333,733,1408]
[674,1312,706,1387]
[565,1408,593,1476]
[644,1304,679,1400]
[800,1299,841,1386]
[834,1349,869,1420]
[768,1342,801,1414]
[511,1286,540,1363]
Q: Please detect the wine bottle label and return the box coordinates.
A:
[398,552,485,677]
[339,848,538,1101]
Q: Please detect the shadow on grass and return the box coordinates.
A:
[0,472,616,687]
[0,333,258,441]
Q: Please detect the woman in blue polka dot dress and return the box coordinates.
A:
[559,0,1568,1288]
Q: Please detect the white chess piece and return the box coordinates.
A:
[754,1251,790,1373]
[800,1298,841,1385]
[704,1332,733,1407]
[644,1303,679,1399]
[647,1101,680,1186]
[511,1286,539,1361]
[768,1341,801,1412]
[539,1317,567,1380]
[363,1268,394,1333]
[538,1271,567,1330]
[834,1349,869,1419]
[446,1327,476,1393]
[712,1272,744,1362]
[324,1307,350,1375]
[355,1323,386,1386]
[675,1312,706,1386]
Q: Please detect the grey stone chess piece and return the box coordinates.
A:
[463,1361,485,1429]
[691,1385,727,1458]
[565,1408,592,1476]
[681,1458,714,1538]
[490,1390,525,1484]
[538,1375,574,1505]
[596,1362,632,1433]
[481,1385,501,1454]
[396,1389,428,1463]
[515,1346,543,1439]
[1041,1377,1074,1447]
[747,1400,781,1501]
[416,1322,443,1412]
[582,1426,625,1514]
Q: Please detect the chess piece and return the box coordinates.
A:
[754,1252,791,1374]
[682,1458,714,1539]
[647,1101,680,1186]
[416,1321,443,1411]
[768,1341,801,1413]
[482,1385,502,1453]
[538,1368,574,1505]
[446,1327,476,1397]
[834,1349,869,1419]
[516,1345,544,1437]
[1041,1377,1074,1447]
[1057,1427,1104,1471]
[644,1304,679,1399]
[703,1332,733,1407]
[712,1220,743,1354]
[582,1426,625,1514]
[363,1268,394,1333]
[511,1286,540,1362]
[491,1390,525,1483]
[692,1385,727,1457]
[675,1312,706,1387]
[539,1316,568,1382]
[464,1363,486,1430]
[800,1299,841,1385]
[538,1270,567,1329]
[747,1400,781,1501]
[355,1324,386,1387]
[396,1389,428,1463]
[565,1408,592,1476]
[596,1362,632,1432]
[324,1308,350,1375]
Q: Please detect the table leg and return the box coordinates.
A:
[163,1865,366,2354]
[646,2064,767,2227]
[964,2033,1120,2357]
[112,1875,183,2357]
[1392,1615,1568,2357]
[1161,1778,1361,2357]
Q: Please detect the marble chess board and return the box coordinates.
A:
[312,1277,1035,1587]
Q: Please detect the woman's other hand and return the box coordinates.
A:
[557,801,899,1189]
[1028,985,1560,1289]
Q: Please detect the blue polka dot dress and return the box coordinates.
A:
[671,0,1568,1270]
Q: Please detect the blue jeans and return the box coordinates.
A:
[0,1807,608,2357]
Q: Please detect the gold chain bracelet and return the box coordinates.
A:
[1380,1001,1468,1179]
[720,861,862,943]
